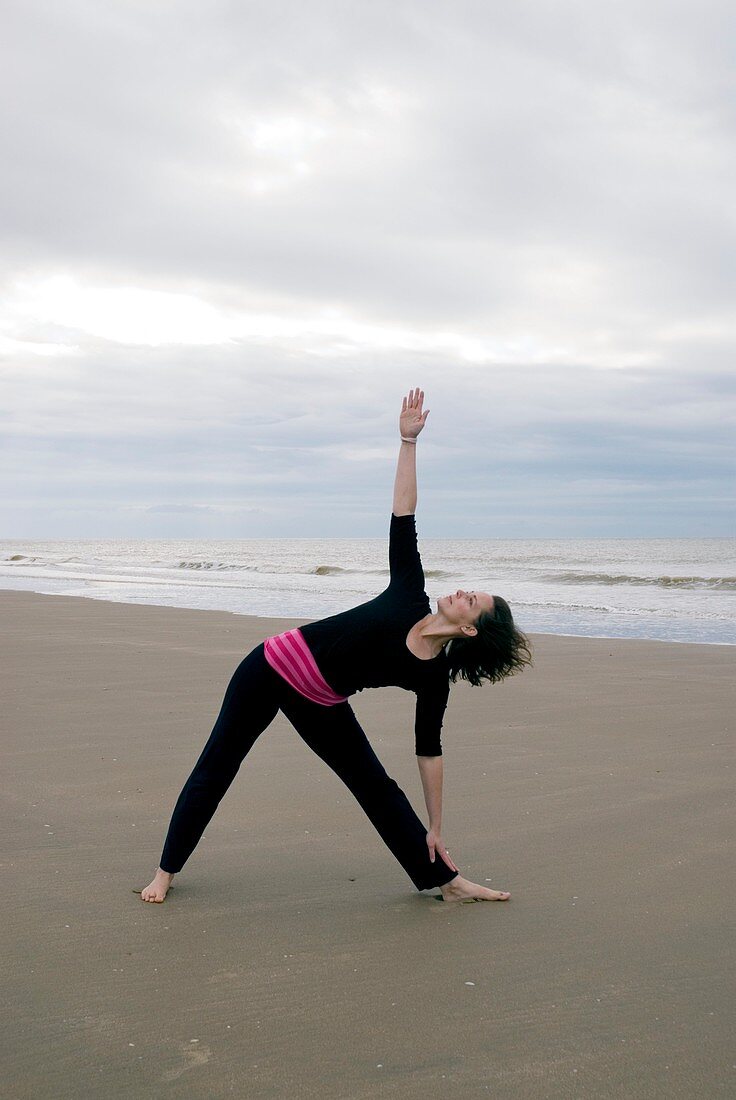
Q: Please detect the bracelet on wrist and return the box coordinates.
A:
[400,436,417,444]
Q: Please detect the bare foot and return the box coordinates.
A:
[140,868,175,903]
[440,875,510,902]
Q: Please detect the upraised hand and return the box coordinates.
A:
[400,388,429,440]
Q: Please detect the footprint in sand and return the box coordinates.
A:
[161,1043,212,1081]
[207,969,239,984]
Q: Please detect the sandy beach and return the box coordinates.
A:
[2,589,733,1099]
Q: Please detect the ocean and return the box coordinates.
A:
[1,536,734,645]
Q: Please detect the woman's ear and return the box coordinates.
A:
[461,624,478,638]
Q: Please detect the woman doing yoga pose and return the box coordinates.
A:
[140,389,532,904]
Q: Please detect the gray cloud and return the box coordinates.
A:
[1,0,734,536]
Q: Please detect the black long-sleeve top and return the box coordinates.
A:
[300,513,450,755]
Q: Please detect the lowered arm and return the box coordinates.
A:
[417,754,443,832]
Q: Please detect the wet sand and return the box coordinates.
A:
[2,589,733,1098]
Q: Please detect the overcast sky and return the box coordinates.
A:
[1,0,734,538]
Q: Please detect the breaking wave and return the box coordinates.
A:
[311,565,451,578]
[546,572,736,591]
[178,560,242,571]
[177,560,452,579]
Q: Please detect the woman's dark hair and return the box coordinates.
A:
[446,595,533,687]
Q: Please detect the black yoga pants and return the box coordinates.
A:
[158,644,459,891]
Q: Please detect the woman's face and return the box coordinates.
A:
[437,589,494,631]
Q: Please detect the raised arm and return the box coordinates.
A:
[392,388,429,516]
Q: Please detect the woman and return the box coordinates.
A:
[141,389,532,904]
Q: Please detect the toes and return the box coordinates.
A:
[139,882,169,902]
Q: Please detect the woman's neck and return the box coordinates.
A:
[408,612,457,658]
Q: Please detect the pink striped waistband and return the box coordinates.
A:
[263,628,348,707]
